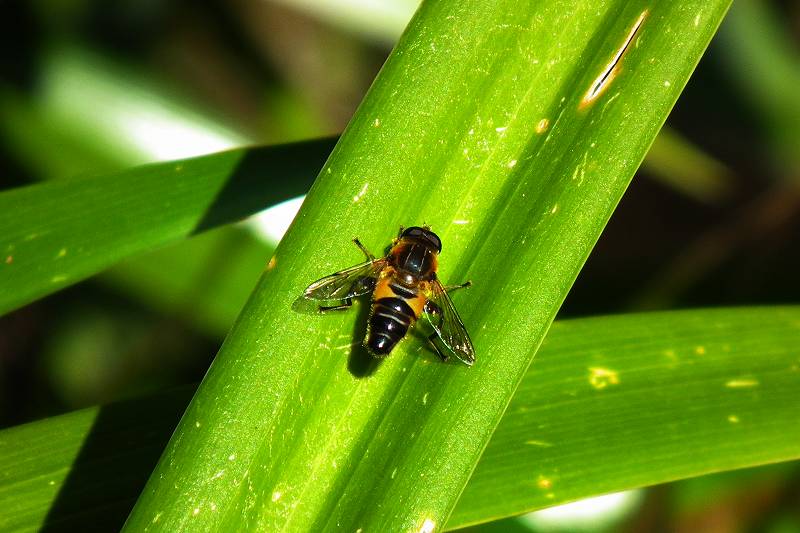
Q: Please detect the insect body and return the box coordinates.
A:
[302,226,475,365]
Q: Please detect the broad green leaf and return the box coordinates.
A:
[121,1,732,531]
[448,306,800,527]
[0,387,193,533]
[279,0,733,206]
[3,308,798,531]
[0,138,333,317]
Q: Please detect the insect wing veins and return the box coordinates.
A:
[303,259,385,302]
[424,280,475,365]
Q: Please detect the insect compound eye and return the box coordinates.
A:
[425,231,442,253]
[401,226,425,239]
[401,226,442,253]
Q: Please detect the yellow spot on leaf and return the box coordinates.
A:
[589,367,620,389]
[272,491,282,502]
[537,476,553,490]
[535,118,550,134]
[728,415,740,423]
[726,378,760,388]
[694,345,706,355]
[525,440,552,447]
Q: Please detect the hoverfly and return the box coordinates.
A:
[302,226,475,366]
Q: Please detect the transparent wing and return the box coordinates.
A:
[425,279,475,366]
[303,259,386,301]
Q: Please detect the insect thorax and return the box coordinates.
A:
[389,239,438,281]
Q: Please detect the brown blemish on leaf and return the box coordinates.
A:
[580,10,648,109]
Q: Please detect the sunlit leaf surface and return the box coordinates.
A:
[2,308,797,531]
[117,1,733,531]
[449,307,800,527]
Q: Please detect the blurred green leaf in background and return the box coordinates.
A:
[1,0,799,532]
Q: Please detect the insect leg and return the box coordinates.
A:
[352,238,376,261]
[443,280,472,293]
[318,297,353,312]
[428,334,450,362]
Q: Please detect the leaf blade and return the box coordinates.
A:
[449,306,800,527]
[2,308,798,530]
[0,139,334,316]
[120,1,734,530]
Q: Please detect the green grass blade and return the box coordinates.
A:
[2,307,797,531]
[0,387,193,533]
[448,306,800,528]
[0,139,333,317]
[119,1,732,530]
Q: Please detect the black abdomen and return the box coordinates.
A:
[366,297,416,356]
